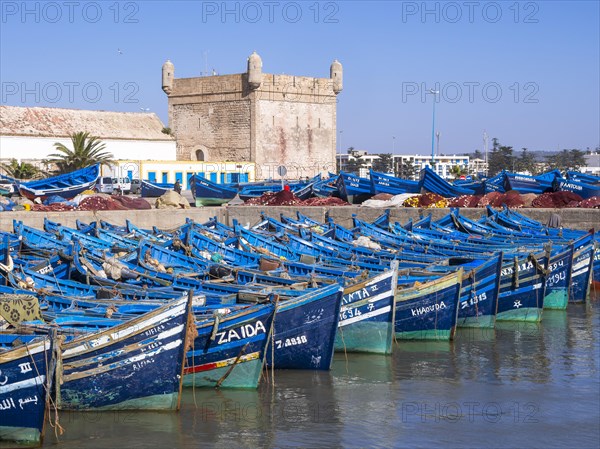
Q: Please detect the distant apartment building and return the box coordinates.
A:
[583,153,600,175]
[336,150,471,180]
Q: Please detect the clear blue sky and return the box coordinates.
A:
[1,1,598,155]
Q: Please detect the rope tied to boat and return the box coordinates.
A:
[512,256,520,289]
[528,253,550,276]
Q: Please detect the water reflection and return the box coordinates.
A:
[23,301,600,448]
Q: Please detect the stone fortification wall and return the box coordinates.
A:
[2,208,598,233]
[164,60,339,179]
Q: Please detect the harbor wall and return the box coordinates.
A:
[1,207,598,233]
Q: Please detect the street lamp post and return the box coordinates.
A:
[392,136,396,153]
[426,89,439,166]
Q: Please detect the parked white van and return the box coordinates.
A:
[95,176,114,194]
[112,177,131,194]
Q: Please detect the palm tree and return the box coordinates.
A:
[0,158,44,180]
[48,132,114,174]
[449,164,468,179]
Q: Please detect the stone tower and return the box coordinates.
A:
[162,53,342,179]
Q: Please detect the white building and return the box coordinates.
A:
[0,106,176,170]
[583,153,600,175]
[336,151,470,180]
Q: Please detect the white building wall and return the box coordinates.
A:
[0,135,176,162]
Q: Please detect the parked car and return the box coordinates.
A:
[112,177,131,194]
[95,176,114,194]
[130,179,141,195]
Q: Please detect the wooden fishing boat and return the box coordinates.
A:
[18,164,100,201]
[503,171,557,194]
[496,252,548,322]
[193,175,238,207]
[334,263,398,354]
[554,177,600,199]
[369,170,420,195]
[419,167,476,198]
[394,269,463,340]
[0,336,54,446]
[543,245,574,310]
[56,295,192,410]
[456,253,503,328]
[336,172,373,204]
[184,303,275,388]
[266,284,344,370]
[141,180,174,197]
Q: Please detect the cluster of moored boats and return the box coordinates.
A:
[194,166,600,206]
[0,205,598,445]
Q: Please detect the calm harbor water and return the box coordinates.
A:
[36,298,599,449]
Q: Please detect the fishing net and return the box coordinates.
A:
[532,191,583,208]
[403,193,447,208]
[578,196,600,208]
[78,196,128,211]
[244,190,349,206]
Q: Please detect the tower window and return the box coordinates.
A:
[196,150,205,161]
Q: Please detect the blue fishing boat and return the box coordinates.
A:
[544,245,574,309]
[570,237,595,303]
[336,172,373,204]
[566,171,600,185]
[369,170,420,195]
[312,174,338,198]
[184,303,275,388]
[394,269,463,340]
[18,164,100,201]
[419,167,476,198]
[56,295,192,410]
[266,284,344,370]
[141,180,174,197]
[334,263,398,354]
[503,172,555,194]
[0,336,54,446]
[456,253,503,328]
[193,175,238,207]
[496,252,548,322]
[553,177,600,199]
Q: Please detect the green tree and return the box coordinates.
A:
[515,148,537,174]
[488,140,515,175]
[48,132,114,174]
[371,153,394,173]
[0,158,43,180]
[546,149,587,172]
[449,164,468,179]
[394,158,416,179]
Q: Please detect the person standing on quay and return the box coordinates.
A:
[174,180,182,194]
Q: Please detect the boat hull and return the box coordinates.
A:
[56,297,190,411]
[457,255,502,328]
[394,270,462,341]
[0,338,52,446]
[544,247,573,310]
[183,304,275,389]
[496,255,547,322]
[266,285,344,370]
[334,266,398,354]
